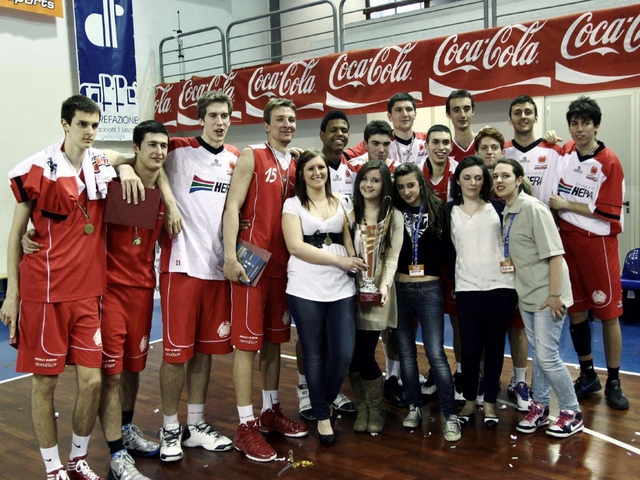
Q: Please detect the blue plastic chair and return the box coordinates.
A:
[621,248,640,291]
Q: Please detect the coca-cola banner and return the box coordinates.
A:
[155,5,640,131]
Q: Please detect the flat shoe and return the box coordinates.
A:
[484,416,499,427]
[458,413,475,426]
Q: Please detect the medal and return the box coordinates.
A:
[324,235,332,246]
[84,223,95,234]
[133,227,142,246]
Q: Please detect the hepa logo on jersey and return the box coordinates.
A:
[189,175,230,194]
[557,179,594,199]
[11,0,55,10]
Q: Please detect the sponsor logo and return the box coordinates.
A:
[433,22,545,76]
[47,157,57,174]
[189,175,230,194]
[329,44,415,90]
[590,166,598,175]
[94,328,102,347]
[155,84,173,115]
[519,156,530,164]
[557,179,573,195]
[139,335,149,353]
[538,156,547,164]
[248,60,318,100]
[92,153,111,172]
[217,321,231,338]
[592,290,607,305]
[10,0,55,11]
[178,74,236,111]
[573,166,583,174]
[529,175,542,186]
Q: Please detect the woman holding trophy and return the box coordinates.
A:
[282,149,367,446]
[347,160,403,435]
[392,163,462,442]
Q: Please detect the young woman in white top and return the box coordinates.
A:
[493,158,583,438]
[450,155,518,426]
[282,148,367,446]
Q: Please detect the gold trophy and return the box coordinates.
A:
[355,197,393,305]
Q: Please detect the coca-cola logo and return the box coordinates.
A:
[155,84,173,114]
[248,60,318,100]
[178,73,237,110]
[329,44,415,90]
[433,22,545,76]
[561,11,640,60]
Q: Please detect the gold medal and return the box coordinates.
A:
[324,235,332,246]
[84,223,95,234]
[133,235,142,246]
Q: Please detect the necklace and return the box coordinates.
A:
[76,195,94,234]
[395,134,415,163]
[266,142,291,201]
[133,227,142,246]
[460,201,483,218]
[309,197,333,246]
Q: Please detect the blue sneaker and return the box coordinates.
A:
[573,373,601,399]
[605,379,629,410]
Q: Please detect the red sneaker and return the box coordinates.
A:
[67,457,103,480]
[233,420,277,462]
[259,403,309,438]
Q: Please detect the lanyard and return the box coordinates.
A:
[408,204,424,265]
[503,213,517,259]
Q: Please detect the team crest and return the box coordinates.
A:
[590,166,598,175]
[592,290,607,305]
[93,328,103,347]
[217,321,231,338]
[139,335,149,353]
[537,156,547,164]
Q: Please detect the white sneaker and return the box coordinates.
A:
[109,450,150,480]
[182,421,233,451]
[297,384,315,421]
[402,405,422,428]
[122,424,160,457]
[332,391,356,413]
[159,423,183,462]
[444,415,462,442]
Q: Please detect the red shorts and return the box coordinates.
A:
[561,231,623,320]
[231,277,291,351]
[160,273,232,363]
[17,297,102,375]
[101,284,154,375]
[508,308,524,329]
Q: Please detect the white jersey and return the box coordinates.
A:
[160,137,240,280]
[504,139,562,206]
[344,132,428,165]
[329,156,356,198]
[348,153,400,175]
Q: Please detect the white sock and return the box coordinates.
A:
[262,390,279,412]
[69,433,90,461]
[187,403,205,425]
[387,359,400,379]
[41,445,63,473]
[456,363,462,374]
[238,404,255,425]
[163,414,179,428]
[515,367,527,384]
[297,373,307,385]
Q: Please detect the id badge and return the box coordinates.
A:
[500,259,515,273]
[409,264,425,277]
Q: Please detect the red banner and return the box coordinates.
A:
[155,5,640,132]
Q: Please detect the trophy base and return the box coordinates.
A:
[358,292,382,305]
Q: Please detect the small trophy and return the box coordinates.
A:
[355,197,393,305]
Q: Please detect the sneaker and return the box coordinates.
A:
[108,450,149,480]
[514,381,532,412]
[47,469,70,480]
[507,371,517,397]
[605,379,630,410]
[444,415,462,442]
[516,403,550,433]
[159,423,183,462]
[182,421,233,451]
[122,424,160,457]
[234,420,277,462]
[332,391,356,413]
[67,457,103,480]
[296,384,316,421]
[421,370,437,396]
[384,375,408,408]
[259,403,309,437]
[546,410,584,438]
[453,372,465,403]
[402,404,422,428]
[476,375,484,406]
[573,372,602,399]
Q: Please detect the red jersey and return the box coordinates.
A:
[419,157,458,203]
[450,137,476,162]
[239,143,296,279]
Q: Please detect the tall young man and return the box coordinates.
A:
[345,93,427,164]
[223,98,308,463]
[157,91,239,462]
[549,96,628,411]
[2,96,120,480]
[446,89,476,162]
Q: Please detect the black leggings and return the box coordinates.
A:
[349,329,383,380]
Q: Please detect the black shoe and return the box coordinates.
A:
[457,412,475,427]
[573,372,602,400]
[605,379,629,410]
[318,433,336,446]
[484,416,499,427]
[384,376,407,409]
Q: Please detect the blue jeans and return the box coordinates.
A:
[520,310,580,411]
[287,294,356,421]
[394,280,456,416]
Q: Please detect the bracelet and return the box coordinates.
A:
[549,294,562,298]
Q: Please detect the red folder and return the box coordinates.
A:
[104,181,162,230]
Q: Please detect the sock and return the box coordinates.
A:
[262,390,278,412]
[41,445,63,474]
[238,404,255,425]
[187,404,205,425]
[456,363,462,374]
[107,438,125,456]
[607,367,620,384]
[387,359,400,379]
[69,433,90,461]
[579,359,596,378]
[121,410,134,427]
[569,320,592,357]
[515,367,527,384]
[163,414,179,428]
[297,373,307,386]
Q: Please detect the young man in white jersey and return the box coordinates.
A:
[223,98,308,463]
[549,96,628,411]
[349,120,397,173]
[446,89,477,162]
[157,91,239,462]
[345,93,427,164]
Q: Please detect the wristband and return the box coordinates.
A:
[549,294,561,298]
